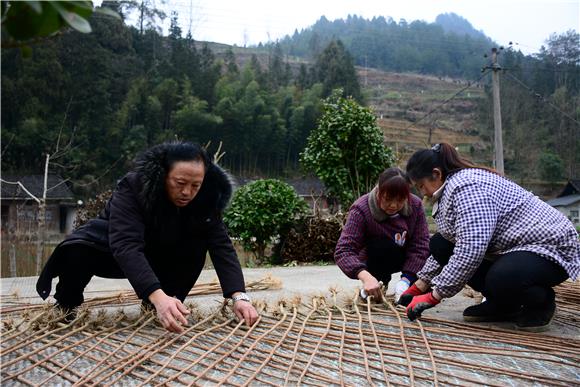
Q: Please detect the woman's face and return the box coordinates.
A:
[165,160,205,207]
[411,168,444,198]
[377,193,407,215]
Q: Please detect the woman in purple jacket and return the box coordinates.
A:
[334,168,430,301]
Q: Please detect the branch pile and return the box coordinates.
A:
[280,214,345,264]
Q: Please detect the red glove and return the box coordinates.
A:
[397,284,426,307]
[406,292,440,321]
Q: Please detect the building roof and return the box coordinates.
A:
[557,179,580,198]
[284,177,327,196]
[232,175,328,196]
[546,194,580,207]
[1,175,74,201]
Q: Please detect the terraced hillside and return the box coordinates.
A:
[359,68,491,164]
[213,46,493,165]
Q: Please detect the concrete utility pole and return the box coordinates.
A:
[490,47,504,174]
[364,55,368,86]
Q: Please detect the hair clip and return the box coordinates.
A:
[431,143,441,153]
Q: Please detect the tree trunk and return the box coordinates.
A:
[9,241,17,277]
[35,154,50,275]
[139,1,144,35]
[35,200,47,275]
[256,244,266,263]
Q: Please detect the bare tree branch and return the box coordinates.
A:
[73,156,124,187]
[55,97,74,153]
[0,179,41,204]
[46,178,71,193]
[1,133,16,157]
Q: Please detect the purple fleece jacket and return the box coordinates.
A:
[334,190,430,281]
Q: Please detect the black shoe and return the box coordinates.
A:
[463,300,521,322]
[54,303,77,323]
[516,301,556,332]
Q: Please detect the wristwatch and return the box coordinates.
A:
[232,292,251,303]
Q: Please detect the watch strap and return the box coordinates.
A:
[232,293,250,303]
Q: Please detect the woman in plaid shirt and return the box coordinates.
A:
[334,168,430,302]
[399,143,579,331]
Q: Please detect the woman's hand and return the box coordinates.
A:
[149,289,190,333]
[394,278,410,302]
[357,270,382,300]
[406,292,440,321]
[397,279,430,307]
[232,299,259,327]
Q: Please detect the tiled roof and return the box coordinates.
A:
[284,177,327,196]
[558,179,580,198]
[232,175,328,196]
[1,175,74,200]
[546,194,580,207]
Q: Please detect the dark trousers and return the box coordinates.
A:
[53,244,205,308]
[365,238,406,284]
[429,233,568,309]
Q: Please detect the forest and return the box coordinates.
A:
[1,2,579,195]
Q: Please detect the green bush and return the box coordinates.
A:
[224,179,308,262]
[301,89,395,208]
[538,151,564,183]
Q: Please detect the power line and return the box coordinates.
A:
[503,67,580,74]
[403,69,491,131]
[504,72,580,128]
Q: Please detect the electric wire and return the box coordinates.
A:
[504,72,580,128]
[403,69,491,132]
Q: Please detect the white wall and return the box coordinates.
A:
[65,207,78,235]
[555,202,580,226]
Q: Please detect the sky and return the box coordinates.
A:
[150,0,580,55]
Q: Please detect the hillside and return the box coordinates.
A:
[275,14,493,80]
[358,67,489,165]
[356,67,565,197]
[212,45,492,166]
[3,6,574,190]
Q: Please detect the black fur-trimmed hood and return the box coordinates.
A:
[37,144,243,302]
[134,143,234,215]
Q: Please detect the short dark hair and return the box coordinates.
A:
[377,167,410,202]
[134,141,213,214]
[162,141,211,173]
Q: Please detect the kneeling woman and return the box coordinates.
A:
[335,168,430,301]
[400,143,579,331]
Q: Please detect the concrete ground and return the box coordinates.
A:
[1,265,577,338]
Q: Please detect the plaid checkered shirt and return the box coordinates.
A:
[419,168,580,298]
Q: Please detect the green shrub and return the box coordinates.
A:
[301,89,395,208]
[224,179,308,262]
[538,151,564,183]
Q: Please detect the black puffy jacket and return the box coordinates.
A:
[37,145,245,300]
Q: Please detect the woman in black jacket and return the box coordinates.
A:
[37,142,258,332]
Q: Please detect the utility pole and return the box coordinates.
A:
[188,0,193,37]
[490,47,504,174]
[364,55,368,86]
